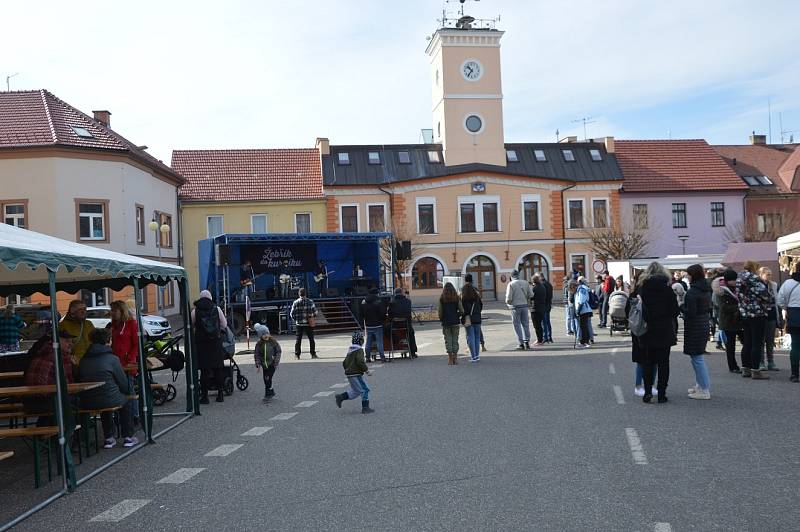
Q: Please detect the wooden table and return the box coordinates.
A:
[0,371,24,380]
[0,382,103,398]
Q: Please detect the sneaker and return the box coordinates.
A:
[103,437,116,449]
[475,356,480,361]
[716,343,725,351]
[688,384,699,394]
[634,386,645,397]
[335,393,344,408]
[311,354,319,359]
[751,370,770,380]
[729,368,741,374]
[533,342,545,346]
[758,363,768,371]
[123,436,139,448]
[657,395,669,403]
[515,344,526,351]
[742,368,752,378]
[470,358,478,363]
[688,390,711,400]
[767,361,780,371]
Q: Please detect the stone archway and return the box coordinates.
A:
[466,255,497,300]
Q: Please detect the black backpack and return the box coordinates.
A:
[196,305,220,339]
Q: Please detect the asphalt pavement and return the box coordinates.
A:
[8,306,800,531]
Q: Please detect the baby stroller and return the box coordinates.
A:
[607,290,630,336]
[144,335,184,405]
[219,326,248,395]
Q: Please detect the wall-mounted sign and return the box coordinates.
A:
[471,182,486,193]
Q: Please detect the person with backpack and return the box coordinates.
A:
[682,264,713,400]
[716,269,742,374]
[574,277,595,349]
[636,262,680,403]
[192,290,228,404]
[253,323,281,402]
[629,273,656,397]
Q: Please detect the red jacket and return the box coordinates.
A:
[111,318,139,370]
[24,337,74,386]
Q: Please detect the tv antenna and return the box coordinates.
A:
[779,112,798,144]
[572,117,596,141]
[6,73,19,92]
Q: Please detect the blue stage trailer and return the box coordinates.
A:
[198,232,394,333]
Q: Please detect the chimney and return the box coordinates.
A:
[604,136,615,154]
[315,137,330,155]
[93,110,111,127]
[749,132,767,145]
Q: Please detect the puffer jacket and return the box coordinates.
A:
[639,275,680,350]
[682,278,712,355]
[78,343,130,409]
[254,337,282,368]
[343,345,368,376]
[716,285,741,331]
[736,270,771,319]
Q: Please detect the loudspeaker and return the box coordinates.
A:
[216,244,232,266]
[396,240,412,260]
[326,287,340,297]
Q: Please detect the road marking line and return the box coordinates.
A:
[313,391,336,397]
[241,426,273,436]
[330,383,349,389]
[625,428,648,465]
[611,347,619,356]
[654,523,673,532]
[90,499,151,522]
[205,444,243,457]
[270,412,298,421]
[156,468,205,484]
[613,385,626,404]
[609,362,616,374]
[295,401,318,408]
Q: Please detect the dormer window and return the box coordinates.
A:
[427,151,441,163]
[589,149,603,161]
[368,151,381,165]
[562,149,576,162]
[755,175,773,185]
[506,149,518,162]
[398,151,411,164]
[70,125,94,138]
[534,149,547,162]
[337,152,350,165]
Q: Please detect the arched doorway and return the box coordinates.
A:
[412,257,445,289]
[518,253,550,283]
[466,255,496,300]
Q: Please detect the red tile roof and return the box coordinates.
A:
[173,149,323,202]
[615,139,748,193]
[712,144,799,193]
[0,90,182,183]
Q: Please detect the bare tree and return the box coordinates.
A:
[379,219,424,289]
[724,208,800,243]
[584,216,656,260]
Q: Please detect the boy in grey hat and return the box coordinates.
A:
[253,323,281,402]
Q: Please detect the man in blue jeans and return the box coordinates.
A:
[361,288,387,362]
[541,274,554,343]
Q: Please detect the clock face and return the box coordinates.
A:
[462,60,482,81]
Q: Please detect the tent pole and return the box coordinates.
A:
[132,279,154,444]
[47,271,73,492]
[179,277,199,415]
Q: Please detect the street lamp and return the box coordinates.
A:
[678,235,689,255]
[149,217,171,312]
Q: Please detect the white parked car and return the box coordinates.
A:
[85,306,172,340]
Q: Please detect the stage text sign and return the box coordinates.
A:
[240,244,317,273]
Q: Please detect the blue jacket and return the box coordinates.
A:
[574,284,592,316]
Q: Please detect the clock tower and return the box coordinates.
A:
[426,21,505,167]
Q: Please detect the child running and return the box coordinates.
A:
[253,323,281,403]
[334,331,375,414]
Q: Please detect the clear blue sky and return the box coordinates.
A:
[4,0,799,162]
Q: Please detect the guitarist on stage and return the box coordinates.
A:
[279,260,292,300]
[314,260,328,298]
[237,260,255,302]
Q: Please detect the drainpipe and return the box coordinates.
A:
[560,183,577,278]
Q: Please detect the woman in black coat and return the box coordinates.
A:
[682,264,713,400]
[637,262,680,403]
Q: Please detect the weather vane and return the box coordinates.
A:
[439,0,499,29]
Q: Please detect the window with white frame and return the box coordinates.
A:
[458,196,500,233]
[3,202,26,229]
[340,205,359,232]
[506,149,518,162]
[337,152,350,165]
[367,204,386,232]
[135,204,145,244]
[207,215,223,238]
[158,212,173,248]
[416,197,437,234]
[368,151,381,165]
[521,194,541,231]
[295,212,311,233]
[78,201,107,240]
[533,149,547,162]
[592,199,609,228]
[567,199,584,229]
[251,214,268,234]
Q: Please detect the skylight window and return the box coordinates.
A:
[398,151,411,164]
[742,176,759,185]
[70,125,94,138]
[506,149,518,162]
[589,149,603,161]
[534,149,547,162]
[755,175,773,185]
[337,152,350,165]
[368,151,381,164]
[562,149,576,162]
[427,151,441,163]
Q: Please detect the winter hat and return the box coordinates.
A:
[352,330,364,346]
[464,273,473,283]
[511,270,519,279]
[723,269,738,282]
[253,323,270,338]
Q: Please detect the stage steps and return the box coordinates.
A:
[315,298,360,333]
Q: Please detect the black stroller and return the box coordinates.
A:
[144,335,184,405]
[219,326,248,395]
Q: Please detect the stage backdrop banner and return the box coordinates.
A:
[240,244,317,273]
